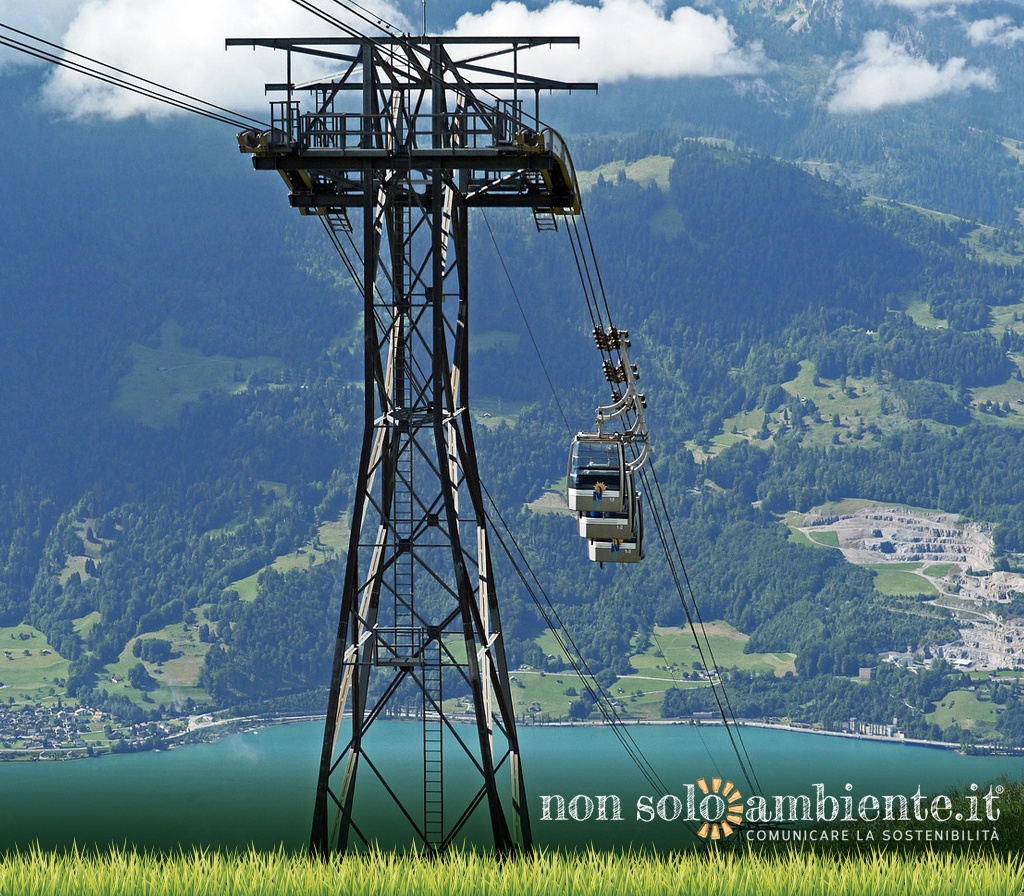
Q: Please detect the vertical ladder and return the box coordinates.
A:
[393,437,413,667]
[392,196,414,699]
[423,634,443,850]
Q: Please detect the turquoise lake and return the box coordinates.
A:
[1,721,1021,852]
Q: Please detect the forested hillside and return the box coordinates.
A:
[4,63,1024,750]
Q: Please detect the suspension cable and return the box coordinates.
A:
[556,185,762,799]
[480,192,760,806]
[643,462,766,796]
[638,464,762,798]
[481,482,710,842]
[322,0,404,37]
[481,211,572,435]
[0,23,267,129]
[287,0,372,39]
[578,206,618,333]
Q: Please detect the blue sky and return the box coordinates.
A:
[0,0,1018,119]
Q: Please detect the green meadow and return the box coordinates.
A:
[927,688,1001,736]
[806,530,839,548]
[515,622,795,722]
[0,624,69,704]
[0,846,1018,896]
[577,155,675,192]
[112,320,281,428]
[628,623,796,680]
[864,563,938,598]
[226,517,350,602]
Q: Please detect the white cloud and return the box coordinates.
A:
[448,0,768,83]
[0,1,82,68]
[827,30,995,113]
[4,0,764,120]
[966,16,1024,47]
[2,0,409,120]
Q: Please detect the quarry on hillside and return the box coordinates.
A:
[794,505,1024,671]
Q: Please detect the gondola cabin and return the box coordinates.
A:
[567,434,626,513]
[578,473,638,541]
[588,495,644,564]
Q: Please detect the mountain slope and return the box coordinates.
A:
[3,88,1024,743]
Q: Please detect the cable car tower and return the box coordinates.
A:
[229,31,594,856]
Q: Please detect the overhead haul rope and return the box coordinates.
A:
[577,209,618,333]
[287,0,401,40]
[637,464,763,798]
[476,220,747,803]
[448,136,761,800]
[317,218,365,295]
[480,481,711,842]
[325,0,404,37]
[556,211,762,791]
[557,202,763,798]
[0,22,267,129]
[481,211,572,435]
[645,463,765,797]
[475,178,758,798]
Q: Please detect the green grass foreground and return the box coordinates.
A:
[0,846,1021,896]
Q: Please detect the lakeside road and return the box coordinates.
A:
[7,709,1024,762]
[131,712,1024,755]
[735,720,961,751]
[178,712,327,736]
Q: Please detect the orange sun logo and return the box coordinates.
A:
[695,776,744,839]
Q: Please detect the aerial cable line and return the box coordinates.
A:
[565,217,606,337]
[317,217,364,296]
[286,0,366,38]
[616,561,732,779]
[637,465,760,798]
[285,0,410,42]
[643,461,765,797]
[483,483,665,783]
[480,210,572,436]
[572,277,760,793]
[567,216,606,333]
[554,224,753,791]
[326,0,403,37]
[553,168,762,798]
[578,206,617,333]
[473,321,724,827]
[480,481,711,842]
[0,22,267,130]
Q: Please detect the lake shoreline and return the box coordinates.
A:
[7,710,1024,762]
[155,712,1024,760]
[3,720,1022,853]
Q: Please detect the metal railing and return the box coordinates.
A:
[268,102,526,153]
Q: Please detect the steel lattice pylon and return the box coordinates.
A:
[230,32,594,856]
